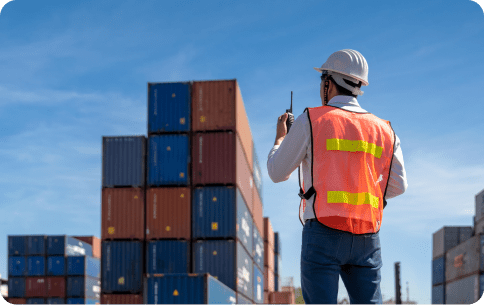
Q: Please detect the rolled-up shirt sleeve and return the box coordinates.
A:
[267,112,310,183]
[385,134,408,199]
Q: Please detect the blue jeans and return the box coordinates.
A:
[301,219,383,304]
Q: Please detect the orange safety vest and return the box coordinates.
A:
[299,105,395,234]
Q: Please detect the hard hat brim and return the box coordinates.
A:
[313,67,368,86]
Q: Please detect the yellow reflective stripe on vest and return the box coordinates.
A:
[326,139,383,159]
[327,191,379,209]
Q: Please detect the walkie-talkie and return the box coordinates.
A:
[286,91,295,132]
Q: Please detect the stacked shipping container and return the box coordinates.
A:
[263,218,275,303]
[7,235,100,304]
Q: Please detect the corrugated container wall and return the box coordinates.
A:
[26,298,44,304]
[101,241,142,293]
[445,235,481,282]
[101,294,143,304]
[192,240,253,301]
[236,293,253,304]
[264,267,274,292]
[274,233,281,255]
[25,277,47,297]
[8,278,26,298]
[191,80,253,170]
[148,82,191,134]
[9,236,27,256]
[445,274,480,304]
[252,225,264,272]
[253,265,264,304]
[67,256,100,278]
[66,277,100,299]
[274,274,281,292]
[9,257,27,277]
[192,186,253,255]
[475,188,484,223]
[28,236,46,256]
[432,284,444,304]
[148,134,190,186]
[7,299,28,304]
[144,274,236,304]
[264,218,274,249]
[253,146,262,201]
[47,298,65,304]
[66,298,98,304]
[432,226,470,260]
[46,277,66,298]
[252,186,263,237]
[265,242,275,272]
[432,256,445,286]
[47,257,65,276]
[146,187,191,240]
[47,236,92,257]
[102,136,146,188]
[270,291,296,304]
[274,254,282,276]
[146,240,190,274]
[71,236,101,259]
[102,188,145,240]
[27,257,45,276]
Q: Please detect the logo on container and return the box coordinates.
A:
[242,218,250,237]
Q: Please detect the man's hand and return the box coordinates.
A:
[274,113,288,145]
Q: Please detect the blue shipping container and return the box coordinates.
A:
[102,241,142,293]
[193,240,253,300]
[66,298,99,304]
[252,226,264,271]
[9,256,27,277]
[146,240,190,275]
[9,235,27,256]
[47,298,65,304]
[28,256,46,276]
[66,276,100,299]
[237,293,253,304]
[148,82,191,133]
[47,236,93,257]
[432,256,445,286]
[26,298,45,304]
[102,136,146,188]
[192,187,253,255]
[253,265,263,304]
[47,256,66,276]
[8,277,26,298]
[275,274,280,292]
[274,233,280,255]
[274,253,281,275]
[145,274,236,304]
[67,256,100,278]
[28,235,46,256]
[148,135,190,186]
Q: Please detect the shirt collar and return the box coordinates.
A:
[327,95,368,113]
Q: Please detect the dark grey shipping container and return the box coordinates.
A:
[432,256,445,286]
[445,235,482,282]
[193,239,253,301]
[102,136,146,188]
[445,274,480,304]
[432,284,444,304]
[432,226,473,260]
[476,188,484,223]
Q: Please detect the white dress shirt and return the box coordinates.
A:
[267,95,408,222]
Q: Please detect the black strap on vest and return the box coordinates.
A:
[299,186,316,200]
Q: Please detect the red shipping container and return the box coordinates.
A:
[253,187,263,236]
[6,298,27,304]
[264,242,275,273]
[264,217,274,249]
[46,277,65,297]
[72,236,101,259]
[25,277,46,297]
[101,294,143,304]
[102,188,145,240]
[191,80,253,170]
[264,267,275,292]
[192,132,253,212]
[270,291,296,304]
[146,187,191,240]
[264,291,270,304]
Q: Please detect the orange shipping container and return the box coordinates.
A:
[191,80,253,170]
[7,299,27,304]
[264,267,275,292]
[72,236,101,259]
[146,187,191,240]
[101,188,145,240]
[253,187,263,236]
[264,241,274,271]
[264,217,274,249]
[270,291,296,304]
[101,294,143,304]
[192,132,253,212]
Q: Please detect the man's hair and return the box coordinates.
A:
[331,77,361,98]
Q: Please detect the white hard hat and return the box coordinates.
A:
[314,49,369,86]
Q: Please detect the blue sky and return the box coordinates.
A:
[1,0,484,304]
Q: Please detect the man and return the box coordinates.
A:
[267,49,407,304]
